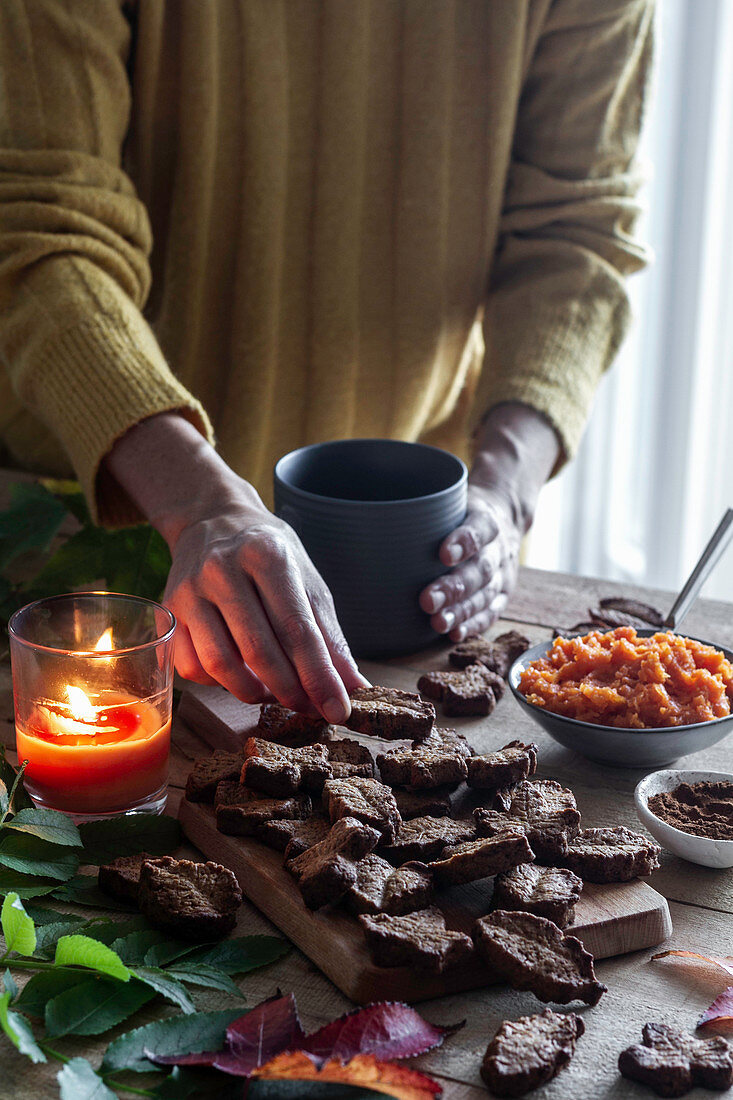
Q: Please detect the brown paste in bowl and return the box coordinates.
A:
[648,781,733,840]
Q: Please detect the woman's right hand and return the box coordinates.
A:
[105,413,366,723]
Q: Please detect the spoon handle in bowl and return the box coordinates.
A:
[664,508,733,630]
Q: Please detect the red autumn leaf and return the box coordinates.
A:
[302,1001,464,1065]
[252,1050,442,1099]
[147,992,304,1074]
[699,986,733,1029]
[652,951,733,979]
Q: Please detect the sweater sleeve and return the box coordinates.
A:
[0,0,214,525]
[471,0,654,465]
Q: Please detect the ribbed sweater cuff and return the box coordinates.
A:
[471,302,624,471]
[31,320,214,527]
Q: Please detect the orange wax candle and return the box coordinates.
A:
[16,689,170,815]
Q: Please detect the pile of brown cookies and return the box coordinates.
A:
[183,634,670,1095]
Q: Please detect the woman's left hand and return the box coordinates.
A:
[418,482,522,642]
[418,402,561,643]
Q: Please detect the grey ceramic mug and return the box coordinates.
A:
[274,438,467,658]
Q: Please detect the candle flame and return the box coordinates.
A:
[66,685,96,722]
[94,628,114,652]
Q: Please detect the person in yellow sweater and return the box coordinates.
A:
[0,1,653,723]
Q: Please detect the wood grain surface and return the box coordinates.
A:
[3,559,733,1099]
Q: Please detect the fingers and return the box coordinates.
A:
[448,593,509,643]
[420,541,503,620]
[214,575,315,715]
[310,586,371,696]
[185,604,273,703]
[438,505,500,567]
[172,622,218,686]
[253,554,352,724]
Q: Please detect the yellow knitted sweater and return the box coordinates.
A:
[0,0,652,523]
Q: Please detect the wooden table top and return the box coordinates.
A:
[4,565,733,1099]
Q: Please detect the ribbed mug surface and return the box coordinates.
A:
[274,439,467,658]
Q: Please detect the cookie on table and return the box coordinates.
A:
[344,853,433,916]
[241,737,331,796]
[562,826,661,883]
[473,910,607,1006]
[449,630,531,678]
[481,1009,585,1097]
[287,816,380,909]
[431,832,534,888]
[411,725,475,757]
[214,781,312,836]
[323,776,402,842]
[376,734,468,791]
[417,664,505,717]
[379,815,476,865]
[475,780,580,861]
[618,1023,733,1098]
[467,740,538,790]
[98,852,151,903]
[138,856,242,940]
[392,787,453,820]
[185,750,245,803]
[323,738,375,780]
[492,864,583,929]
[345,686,435,740]
[360,906,473,973]
[257,703,330,746]
[258,814,332,856]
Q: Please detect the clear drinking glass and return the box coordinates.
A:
[9,592,175,820]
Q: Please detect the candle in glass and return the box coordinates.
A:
[9,593,175,820]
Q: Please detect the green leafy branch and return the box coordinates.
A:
[0,480,171,625]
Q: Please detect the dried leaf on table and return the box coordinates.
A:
[252,1050,442,1099]
[699,987,733,1028]
[147,992,459,1084]
[652,950,733,979]
[302,1001,464,1065]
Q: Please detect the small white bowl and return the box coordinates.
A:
[635,770,733,868]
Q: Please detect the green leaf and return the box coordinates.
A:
[57,1057,117,1100]
[45,976,155,1037]
[0,779,8,819]
[102,525,172,603]
[52,874,136,910]
[0,832,79,880]
[54,934,131,982]
[109,929,169,966]
[0,991,46,1063]
[167,963,246,1000]
[132,967,195,1014]
[144,938,202,969]
[4,807,82,847]
[14,970,88,1017]
[0,481,67,572]
[34,917,88,957]
[184,935,289,975]
[2,969,17,1000]
[75,915,151,945]
[0,866,58,899]
[41,481,90,525]
[78,813,181,865]
[1,892,36,955]
[23,526,105,598]
[102,1008,242,1074]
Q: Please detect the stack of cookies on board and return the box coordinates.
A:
[183,631,660,997]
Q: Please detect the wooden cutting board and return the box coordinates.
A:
[179,798,672,1005]
[177,683,673,1003]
